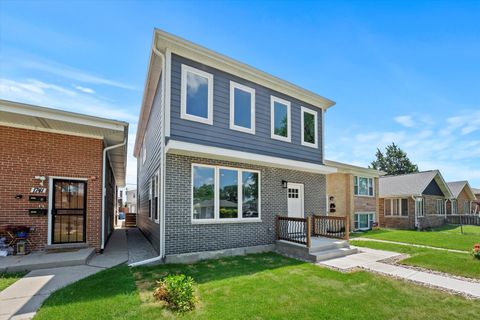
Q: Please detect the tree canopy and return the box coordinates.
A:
[370,142,419,175]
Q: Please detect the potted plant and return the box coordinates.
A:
[472,244,480,260]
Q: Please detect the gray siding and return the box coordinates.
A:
[137,77,163,253]
[169,54,324,164]
[423,179,444,196]
[164,154,327,255]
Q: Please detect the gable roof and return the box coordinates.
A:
[473,188,480,195]
[447,181,477,200]
[134,28,336,157]
[324,160,385,177]
[379,170,452,198]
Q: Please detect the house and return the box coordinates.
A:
[0,99,128,252]
[446,181,476,215]
[379,170,452,229]
[472,188,480,214]
[125,189,137,214]
[324,160,384,231]
[133,29,337,262]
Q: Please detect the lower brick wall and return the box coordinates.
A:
[0,126,107,251]
[164,154,327,255]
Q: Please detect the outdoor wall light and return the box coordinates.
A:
[282,180,288,188]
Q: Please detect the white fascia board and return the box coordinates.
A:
[0,99,127,132]
[165,140,337,175]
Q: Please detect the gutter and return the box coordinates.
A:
[101,139,127,251]
[128,43,166,266]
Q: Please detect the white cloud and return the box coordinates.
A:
[74,85,95,94]
[394,115,415,127]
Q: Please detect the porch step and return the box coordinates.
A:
[45,243,89,252]
[309,247,358,262]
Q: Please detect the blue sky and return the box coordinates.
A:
[1,1,479,187]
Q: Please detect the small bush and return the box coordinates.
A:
[153,274,196,312]
[471,244,480,260]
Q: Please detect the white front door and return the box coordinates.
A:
[287,183,304,218]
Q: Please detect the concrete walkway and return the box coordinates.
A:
[352,237,469,253]
[0,228,155,320]
[319,246,480,298]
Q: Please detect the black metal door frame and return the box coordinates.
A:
[51,179,87,244]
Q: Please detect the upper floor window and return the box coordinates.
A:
[301,107,318,148]
[181,64,213,125]
[229,81,255,134]
[270,96,291,142]
[354,176,374,196]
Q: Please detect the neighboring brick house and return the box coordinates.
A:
[133,29,337,262]
[379,170,452,229]
[446,181,476,215]
[0,99,128,252]
[324,160,384,231]
[473,188,480,214]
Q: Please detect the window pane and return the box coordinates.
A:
[242,171,259,218]
[401,199,408,216]
[385,199,392,215]
[219,169,238,219]
[359,214,369,229]
[354,176,358,195]
[273,101,288,137]
[368,178,374,196]
[234,88,252,129]
[193,166,215,219]
[359,177,368,195]
[186,72,209,118]
[303,111,315,144]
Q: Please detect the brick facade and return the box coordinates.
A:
[0,125,108,251]
[164,154,327,255]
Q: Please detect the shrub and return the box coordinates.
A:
[471,244,480,260]
[153,274,196,312]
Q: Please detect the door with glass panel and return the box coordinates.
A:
[52,179,87,244]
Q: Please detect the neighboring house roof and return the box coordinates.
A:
[0,99,129,187]
[472,188,480,195]
[379,170,452,198]
[134,28,336,157]
[324,159,385,177]
[447,181,477,200]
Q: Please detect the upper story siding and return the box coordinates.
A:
[169,54,324,165]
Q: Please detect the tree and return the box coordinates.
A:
[370,142,419,175]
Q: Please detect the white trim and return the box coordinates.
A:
[436,199,445,215]
[0,122,104,140]
[287,182,304,218]
[154,170,160,223]
[191,164,262,224]
[300,106,318,148]
[180,64,214,125]
[354,176,375,197]
[451,199,458,215]
[354,212,376,231]
[142,134,147,165]
[321,109,325,162]
[270,96,291,142]
[384,198,409,217]
[47,176,89,246]
[148,177,153,220]
[229,81,255,134]
[166,140,337,175]
[165,49,172,137]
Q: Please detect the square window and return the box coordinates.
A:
[181,64,214,125]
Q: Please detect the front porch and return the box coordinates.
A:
[275,215,357,262]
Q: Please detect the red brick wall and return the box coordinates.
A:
[378,197,416,229]
[0,126,104,251]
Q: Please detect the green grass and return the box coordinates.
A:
[0,272,25,292]
[351,240,480,279]
[351,224,480,251]
[35,253,480,320]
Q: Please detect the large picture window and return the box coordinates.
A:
[181,64,214,125]
[301,107,318,148]
[270,96,291,142]
[230,81,255,134]
[192,164,260,222]
[354,176,374,196]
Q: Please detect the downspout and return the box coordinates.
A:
[101,139,127,251]
[129,43,166,267]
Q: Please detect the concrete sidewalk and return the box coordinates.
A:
[0,229,130,320]
[352,237,469,253]
[319,246,480,298]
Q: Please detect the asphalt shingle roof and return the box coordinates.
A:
[379,170,440,197]
[446,181,468,198]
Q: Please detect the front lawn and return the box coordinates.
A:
[35,253,480,320]
[351,224,480,251]
[0,272,25,292]
[351,240,480,279]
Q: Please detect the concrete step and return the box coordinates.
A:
[308,241,349,253]
[310,247,358,262]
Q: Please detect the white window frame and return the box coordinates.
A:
[436,199,445,215]
[354,176,374,197]
[270,96,291,142]
[191,163,262,224]
[384,198,408,217]
[154,171,160,224]
[464,200,470,214]
[148,178,153,220]
[180,64,214,125]
[354,212,375,231]
[415,197,425,217]
[142,134,147,165]
[300,106,318,148]
[229,81,255,134]
[451,199,458,215]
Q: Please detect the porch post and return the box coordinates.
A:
[306,216,311,248]
[345,216,350,240]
